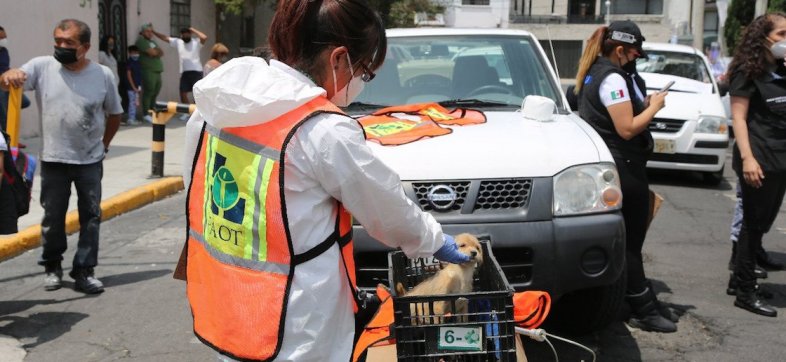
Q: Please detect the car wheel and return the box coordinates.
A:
[703,166,725,185]
[545,269,626,335]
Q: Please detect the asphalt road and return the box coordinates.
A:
[2,151,786,361]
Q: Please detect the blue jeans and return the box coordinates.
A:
[38,161,103,269]
[730,183,743,242]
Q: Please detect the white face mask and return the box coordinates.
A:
[330,53,365,107]
[0,38,8,49]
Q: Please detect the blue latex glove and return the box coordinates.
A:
[433,234,472,264]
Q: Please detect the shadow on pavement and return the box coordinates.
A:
[101,269,173,289]
[0,297,91,317]
[0,311,89,349]
[521,321,642,361]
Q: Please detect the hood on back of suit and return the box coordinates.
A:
[193,57,327,129]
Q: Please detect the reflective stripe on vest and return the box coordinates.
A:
[185,96,358,361]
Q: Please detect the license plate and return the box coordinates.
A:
[653,139,675,154]
[437,326,483,352]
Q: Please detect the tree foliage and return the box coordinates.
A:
[724,0,755,55]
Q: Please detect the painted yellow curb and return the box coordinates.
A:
[0,176,184,262]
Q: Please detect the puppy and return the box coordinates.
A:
[395,233,483,324]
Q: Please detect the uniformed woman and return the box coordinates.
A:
[726,12,786,318]
[180,1,471,361]
[573,21,676,332]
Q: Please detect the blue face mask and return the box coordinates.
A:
[130,54,140,61]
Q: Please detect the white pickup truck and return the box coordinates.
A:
[348,28,626,333]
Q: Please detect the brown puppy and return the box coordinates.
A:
[396,233,483,324]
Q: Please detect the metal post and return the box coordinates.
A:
[605,0,611,25]
[150,101,196,178]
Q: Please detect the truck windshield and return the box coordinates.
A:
[352,34,563,111]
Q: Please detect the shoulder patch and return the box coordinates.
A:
[610,89,625,100]
[584,75,593,85]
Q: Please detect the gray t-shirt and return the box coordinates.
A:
[21,56,123,164]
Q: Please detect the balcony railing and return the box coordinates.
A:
[510,14,605,24]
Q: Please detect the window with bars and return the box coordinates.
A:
[170,0,191,36]
[463,0,490,5]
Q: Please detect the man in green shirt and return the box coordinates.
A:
[135,23,163,123]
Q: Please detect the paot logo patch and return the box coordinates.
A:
[610,89,625,100]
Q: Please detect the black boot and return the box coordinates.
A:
[726,273,773,299]
[645,281,679,323]
[729,242,768,278]
[733,276,777,317]
[626,287,677,333]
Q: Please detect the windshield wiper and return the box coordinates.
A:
[439,98,511,107]
[346,101,388,109]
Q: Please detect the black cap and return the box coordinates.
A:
[607,20,647,58]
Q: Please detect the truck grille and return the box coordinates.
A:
[412,181,470,211]
[474,179,532,210]
[648,118,685,133]
[411,179,533,213]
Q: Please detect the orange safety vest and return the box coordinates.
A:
[185,96,360,361]
[358,103,486,146]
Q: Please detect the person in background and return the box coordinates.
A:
[181,1,471,360]
[573,20,676,333]
[202,42,228,76]
[0,26,9,131]
[98,35,119,84]
[725,12,786,318]
[0,19,123,294]
[124,45,143,125]
[0,130,16,234]
[135,23,163,124]
[150,26,206,116]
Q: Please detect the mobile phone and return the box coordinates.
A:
[659,80,675,93]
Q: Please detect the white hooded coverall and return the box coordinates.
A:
[183,57,444,361]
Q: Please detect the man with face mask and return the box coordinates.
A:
[0,19,123,295]
[150,26,207,114]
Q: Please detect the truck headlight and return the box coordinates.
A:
[696,116,728,134]
[553,163,622,216]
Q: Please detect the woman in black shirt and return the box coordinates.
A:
[726,13,786,318]
[574,21,674,332]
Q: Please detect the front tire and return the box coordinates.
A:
[546,269,627,335]
[703,166,725,185]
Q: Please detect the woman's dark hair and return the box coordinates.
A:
[99,35,116,56]
[268,0,386,82]
[573,26,637,94]
[727,12,786,80]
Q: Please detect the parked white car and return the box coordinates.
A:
[637,42,730,184]
[349,28,627,333]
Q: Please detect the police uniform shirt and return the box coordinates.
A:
[599,73,644,107]
[730,66,786,172]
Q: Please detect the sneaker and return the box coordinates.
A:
[143,115,154,124]
[69,268,105,294]
[127,119,141,126]
[44,264,63,291]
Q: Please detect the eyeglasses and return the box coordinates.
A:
[359,63,376,83]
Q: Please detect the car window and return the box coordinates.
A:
[353,34,562,110]
[636,50,713,84]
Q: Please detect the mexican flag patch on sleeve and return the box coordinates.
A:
[610,89,625,100]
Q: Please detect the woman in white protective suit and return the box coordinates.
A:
[181,1,471,361]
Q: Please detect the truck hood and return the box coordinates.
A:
[639,73,726,119]
[366,111,606,180]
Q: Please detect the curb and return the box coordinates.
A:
[0,176,184,262]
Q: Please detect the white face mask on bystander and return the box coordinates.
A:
[330,52,365,107]
[0,38,8,49]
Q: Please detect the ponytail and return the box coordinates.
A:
[574,26,607,94]
[268,0,317,65]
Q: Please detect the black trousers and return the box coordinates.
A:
[0,176,18,234]
[734,171,786,285]
[38,161,103,269]
[616,156,651,294]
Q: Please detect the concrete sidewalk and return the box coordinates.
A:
[0,118,189,261]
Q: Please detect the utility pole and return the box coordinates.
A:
[755,0,768,18]
[605,0,611,25]
[692,0,705,50]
